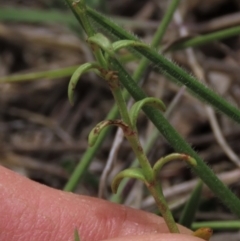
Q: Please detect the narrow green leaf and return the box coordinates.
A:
[68,62,100,105]
[167,25,240,51]
[179,181,203,228]
[0,66,78,83]
[111,167,145,194]
[112,40,147,53]
[88,120,113,147]
[87,33,112,54]
[88,120,130,147]
[192,220,240,230]
[129,97,166,128]
[0,7,78,28]
[153,153,197,179]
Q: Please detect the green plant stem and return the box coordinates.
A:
[192,221,240,230]
[111,87,185,203]
[63,1,191,232]
[148,182,179,233]
[86,12,154,185]
[151,0,180,47]
[108,75,154,181]
[0,53,134,83]
[168,25,240,51]
[107,0,181,227]
[65,0,84,29]
[0,66,78,83]
[109,80,132,127]
[70,0,107,68]
[111,81,178,232]
[110,0,180,202]
[0,7,158,34]
[126,135,153,181]
[72,0,95,36]
[62,9,187,234]
[0,7,78,27]
[63,0,177,191]
[109,57,240,217]
[110,1,180,228]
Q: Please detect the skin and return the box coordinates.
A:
[0,166,202,241]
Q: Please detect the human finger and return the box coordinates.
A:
[0,166,191,241]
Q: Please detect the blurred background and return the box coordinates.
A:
[0,1,240,240]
